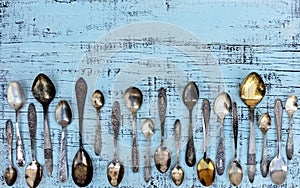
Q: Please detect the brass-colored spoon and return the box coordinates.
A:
[270,99,287,185]
[258,113,271,177]
[214,92,231,175]
[25,103,43,188]
[240,72,265,183]
[7,81,26,167]
[107,101,124,187]
[72,78,93,187]
[197,99,215,186]
[32,73,56,176]
[142,118,155,182]
[228,102,243,186]
[124,87,143,173]
[92,90,104,156]
[154,88,171,173]
[4,120,18,186]
[171,119,184,186]
[285,95,298,160]
[182,82,199,167]
[55,100,72,182]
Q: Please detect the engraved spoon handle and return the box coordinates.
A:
[286,115,293,160]
[274,99,283,156]
[28,103,37,161]
[132,113,139,173]
[6,120,13,166]
[247,107,256,183]
[232,102,238,158]
[58,127,68,182]
[216,118,225,175]
[94,109,102,156]
[112,101,120,160]
[261,134,268,177]
[158,88,167,144]
[144,139,151,182]
[174,119,181,165]
[15,110,25,167]
[202,99,210,154]
[43,105,53,176]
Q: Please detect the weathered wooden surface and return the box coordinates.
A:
[1,0,300,187]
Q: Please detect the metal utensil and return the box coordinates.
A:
[92,90,104,156]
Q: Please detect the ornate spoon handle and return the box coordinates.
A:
[286,115,293,160]
[94,109,102,156]
[15,110,25,167]
[6,120,13,166]
[216,118,225,175]
[247,107,256,183]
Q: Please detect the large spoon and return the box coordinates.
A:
[240,72,265,183]
[7,81,26,167]
[25,103,43,188]
[270,99,287,185]
[32,73,56,176]
[4,120,17,186]
[55,100,72,182]
[92,90,104,156]
[285,95,298,160]
[258,113,271,177]
[142,118,155,182]
[197,99,215,186]
[214,92,231,175]
[124,87,143,173]
[107,101,124,187]
[171,119,184,186]
[182,82,199,167]
[72,77,93,187]
[228,102,243,186]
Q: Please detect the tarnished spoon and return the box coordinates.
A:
[92,90,104,156]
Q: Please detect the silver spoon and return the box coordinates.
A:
[107,101,124,187]
[228,102,243,186]
[92,90,104,156]
[258,113,271,177]
[25,103,43,188]
[214,92,231,175]
[55,100,72,182]
[182,81,199,167]
[171,119,184,186]
[154,88,171,173]
[270,99,287,185]
[32,73,56,176]
[4,120,18,186]
[7,81,26,167]
[124,87,143,173]
[285,95,298,160]
[142,118,155,182]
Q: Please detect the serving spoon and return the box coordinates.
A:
[92,90,104,156]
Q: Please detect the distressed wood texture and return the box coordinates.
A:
[1,0,300,187]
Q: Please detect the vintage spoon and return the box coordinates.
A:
[4,120,17,186]
[240,72,265,183]
[154,88,171,173]
[55,100,72,182]
[124,86,143,173]
[142,118,155,182]
[32,73,56,176]
[92,90,104,156]
[25,103,43,188]
[197,99,215,186]
[171,119,184,186]
[285,95,298,160]
[258,113,271,177]
[7,81,26,167]
[214,92,231,175]
[270,99,287,185]
[228,102,243,186]
[182,82,199,167]
[107,101,125,187]
[72,77,93,187]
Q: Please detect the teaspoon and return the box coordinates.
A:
[92,90,104,156]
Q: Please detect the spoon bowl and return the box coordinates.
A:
[197,157,215,186]
[228,159,243,186]
[72,148,93,186]
[171,165,184,186]
[107,160,125,187]
[258,113,271,134]
[4,166,17,186]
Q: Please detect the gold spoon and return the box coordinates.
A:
[240,72,265,183]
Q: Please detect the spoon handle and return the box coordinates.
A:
[43,105,53,176]
[274,99,283,156]
[216,118,225,175]
[185,109,196,167]
[112,101,120,160]
[94,109,102,156]
[28,103,37,161]
[247,107,256,183]
[6,120,13,166]
[261,134,268,177]
[201,99,210,154]
[15,111,26,167]
[232,102,238,157]
[158,88,167,143]
[286,115,293,160]
[144,139,151,182]
[174,119,181,165]
[58,127,68,182]
[132,113,139,173]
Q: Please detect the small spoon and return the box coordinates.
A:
[171,119,184,186]
[240,72,266,183]
[55,100,72,182]
[182,82,199,167]
[228,102,243,186]
[154,88,171,173]
[142,118,155,182]
[25,103,43,188]
[285,95,298,160]
[92,90,104,156]
[270,99,287,185]
[32,73,56,176]
[7,81,26,167]
[258,113,271,177]
[214,92,231,175]
[4,120,17,186]
[107,101,125,187]
[197,99,215,186]
[124,87,143,173]
[72,78,93,187]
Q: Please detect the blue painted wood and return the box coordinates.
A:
[1,0,300,187]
